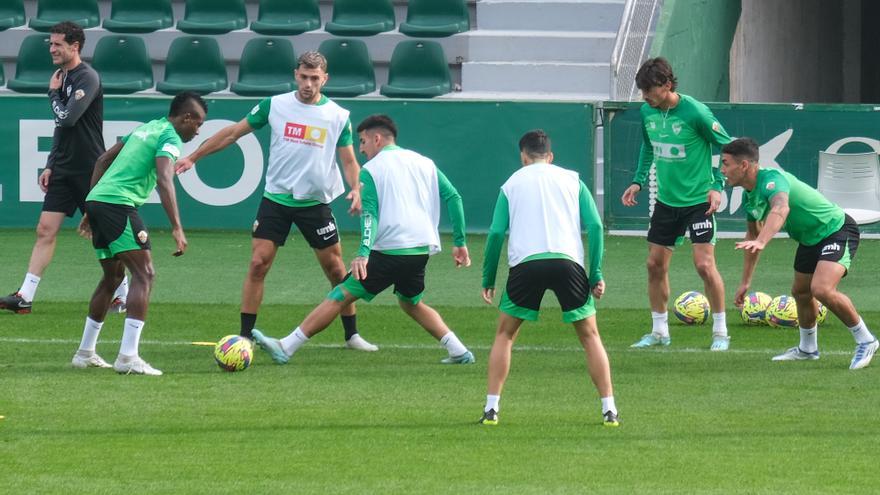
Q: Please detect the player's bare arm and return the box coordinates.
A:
[155,156,187,256]
[621,183,641,206]
[452,246,471,268]
[174,118,254,174]
[705,189,722,215]
[735,192,789,255]
[734,220,762,307]
[350,255,368,280]
[337,145,362,215]
[481,287,495,305]
[592,280,606,300]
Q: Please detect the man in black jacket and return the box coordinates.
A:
[1,22,126,314]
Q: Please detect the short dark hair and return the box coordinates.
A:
[519,129,551,158]
[50,21,85,52]
[357,114,398,139]
[635,57,677,92]
[169,91,208,117]
[298,51,328,72]
[722,138,760,163]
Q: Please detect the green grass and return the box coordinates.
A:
[1,230,879,494]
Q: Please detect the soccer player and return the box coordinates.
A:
[70,91,206,375]
[621,57,732,351]
[174,52,375,351]
[0,21,128,314]
[721,137,878,370]
[479,130,618,427]
[250,114,475,366]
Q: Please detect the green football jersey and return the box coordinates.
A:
[87,117,183,207]
[744,168,845,246]
[633,94,732,207]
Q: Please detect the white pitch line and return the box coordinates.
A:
[0,337,855,355]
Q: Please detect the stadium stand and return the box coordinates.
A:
[6,33,53,93]
[0,0,25,31]
[28,0,100,32]
[91,35,153,94]
[102,0,173,34]
[250,0,321,36]
[817,151,880,225]
[324,0,395,37]
[230,37,296,97]
[381,40,451,98]
[176,0,247,35]
[318,38,375,97]
[399,0,469,38]
[156,36,227,95]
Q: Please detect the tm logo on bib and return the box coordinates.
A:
[284,122,328,147]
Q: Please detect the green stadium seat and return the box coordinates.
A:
[7,34,54,94]
[231,38,296,97]
[381,41,451,98]
[29,0,100,32]
[91,35,153,94]
[400,0,469,38]
[318,39,376,97]
[0,0,25,31]
[250,0,320,36]
[324,0,395,37]
[156,36,227,95]
[103,0,173,33]
[177,0,247,35]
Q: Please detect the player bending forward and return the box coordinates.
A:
[252,115,475,366]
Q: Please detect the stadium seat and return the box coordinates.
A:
[400,0,470,38]
[156,36,227,95]
[318,39,376,97]
[0,0,25,31]
[103,0,173,33]
[7,34,54,94]
[817,151,880,224]
[250,0,320,36]
[324,0,395,37]
[29,0,100,32]
[381,41,452,98]
[91,35,153,94]
[177,0,247,35]
[231,38,296,97]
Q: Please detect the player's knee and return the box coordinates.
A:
[693,260,716,279]
[646,257,665,275]
[809,283,834,304]
[35,221,58,241]
[248,257,271,280]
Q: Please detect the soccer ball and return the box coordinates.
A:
[214,335,253,372]
[673,291,710,325]
[817,303,828,325]
[766,295,798,328]
[741,291,772,326]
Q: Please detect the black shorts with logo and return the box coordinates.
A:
[502,258,594,322]
[340,251,429,302]
[42,172,91,217]
[794,215,860,274]
[252,197,339,249]
[85,201,151,259]
[647,201,716,247]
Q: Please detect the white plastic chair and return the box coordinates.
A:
[817,151,880,225]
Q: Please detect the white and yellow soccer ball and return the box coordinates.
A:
[816,302,828,325]
[673,291,710,325]
[766,295,798,328]
[741,291,773,326]
[214,335,253,372]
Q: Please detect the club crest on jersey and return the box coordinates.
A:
[252,219,259,232]
[74,89,85,100]
[671,122,682,135]
[66,86,72,96]
[137,230,149,244]
[712,121,721,132]
[766,181,776,190]
[649,121,657,130]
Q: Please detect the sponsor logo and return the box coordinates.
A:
[316,222,336,235]
[250,104,260,115]
[821,243,841,256]
[74,89,85,100]
[284,122,328,147]
[651,141,687,159]
[161,143,181,159]
[692,219,713,230]
[137,230,149,244]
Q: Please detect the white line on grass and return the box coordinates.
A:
[0,337,855,355]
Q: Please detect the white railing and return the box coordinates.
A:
[610,0,663,101]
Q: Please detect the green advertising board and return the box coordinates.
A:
[603,101,880,233]
[0,96,595,232]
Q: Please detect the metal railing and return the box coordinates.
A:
[610,0,663,101]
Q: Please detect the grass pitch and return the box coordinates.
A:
[1,229,878,494]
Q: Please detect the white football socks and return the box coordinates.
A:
[799,325,818,353]
[712,312,728,336]
[601,396,617,415]
[440,331,468,357]
[848,317,875,344]
[280,327,309,356]
[651,311,669,337]
[18,272,40,302]
[485,394,500,413]
[119,318,145,357]
[79,317,104,353]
